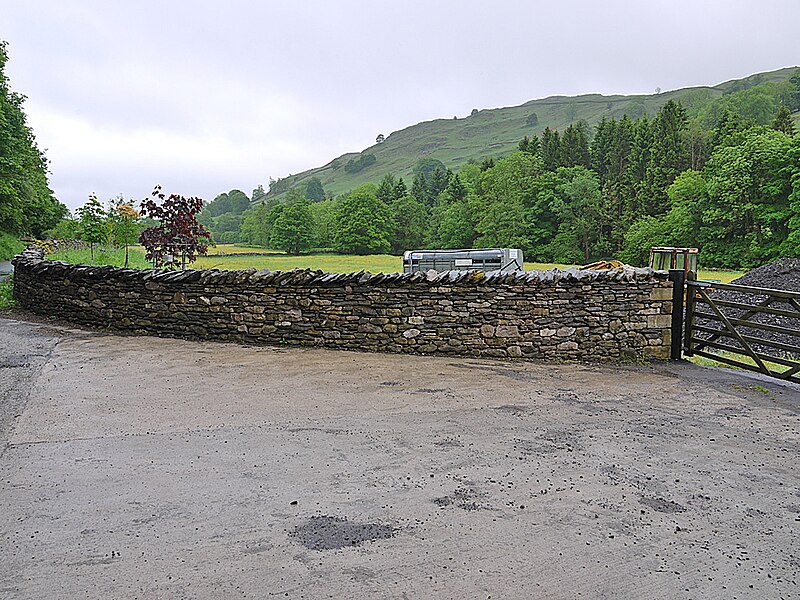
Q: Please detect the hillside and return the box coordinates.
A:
[261,66,799,203]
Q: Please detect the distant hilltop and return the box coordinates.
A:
[260,66,799,203]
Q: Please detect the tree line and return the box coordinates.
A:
[222,86,798,269]
[0,41,67,238]
[41,64,800,271]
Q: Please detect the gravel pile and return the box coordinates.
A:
[697,258,800,359]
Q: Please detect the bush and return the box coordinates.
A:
[344,154,377,174]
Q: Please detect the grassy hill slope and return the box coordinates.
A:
[262,66,799,203]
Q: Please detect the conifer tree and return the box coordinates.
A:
[772,104,795,136]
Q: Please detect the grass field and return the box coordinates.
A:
[0,277,13,309]
[46,244,745,282]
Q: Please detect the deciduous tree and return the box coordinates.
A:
[333,184,391,255]
[76,194,108,261]
[270,196,315,255]
[138,186,211,268]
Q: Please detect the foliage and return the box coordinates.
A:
[772,104,795,136]
[693,81,791,129]
[45,218,82,240]
[309,199,336,249]
[138,186,211,268]
[700,128,795,268]
[269,176,290,194]
[525,112,539,127]
[203,189,251,217]
[413,157,446,181]
[198,189,251,243]
[108,198,141,267]
[240,200,284,247]
[76,194,108,260]
[48,246,151,269]
[333,184,391,254]
[388,195,428,254]
[252,184,268,203]
[344,153,376,174]
[0,275,13,309]
[270,196,315,255]
[0,41,68,236]
[0,231,22,260]
[207,69,800,270]
[305,177,326,202]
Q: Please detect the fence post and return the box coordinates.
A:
[683,271,696,357]
[668,269,685,360]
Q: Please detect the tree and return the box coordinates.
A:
[772,104,795,136]
[526,112,539,127]
[619,171,706,265]
[644,100,690,215]
[699,127,794,268]
[376,174,397,204]
[519,135,540,155]
[619,216,671,266]
[270,196,315,255]
[559,121,591,168]
[548,167,602,263]
[540,127,560,171]
[76,194,108,261]
[344,153,376,173]
[106,196,141,267]
[473,152,540,252]
[310,199,336,249]
[428,174,475,249]
[411,172,428,205]
[393,177,407,200]
[304,177,326,202]
[240,200,283,247]
[251,184,267,203]
[45,217,81,240]
[413,157,446,182]
[428,167,451,201]
[138,185,211,269]
[0,40,68,236]
[333,184,391,254]
[789,73,800,111]
[388,195,428,254]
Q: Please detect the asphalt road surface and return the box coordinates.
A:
[0,316,797,599]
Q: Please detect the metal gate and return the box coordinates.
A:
[679,274,800,384]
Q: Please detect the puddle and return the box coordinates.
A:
[290,516,395,551]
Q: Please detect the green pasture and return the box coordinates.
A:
[46,244,744,282]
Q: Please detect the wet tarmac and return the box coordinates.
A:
[0,316,798,599]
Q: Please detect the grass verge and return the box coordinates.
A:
[687,350,795,377]
[0,276,14,309]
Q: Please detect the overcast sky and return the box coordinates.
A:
[4,0,799,212]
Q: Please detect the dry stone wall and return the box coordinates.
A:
[12,247,674,361]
